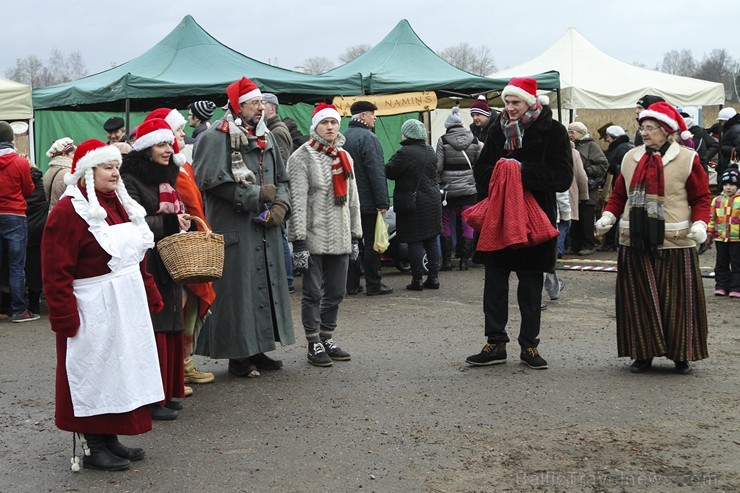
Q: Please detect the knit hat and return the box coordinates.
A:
[444,106,463,129]
[501,77,538,107]
[262,93,279,107]
[717,107,737,121]
[567,121,589,136]
[103,117,125,132]
[470,95,491,117]
[226,77,261,114]
[188,100,216,121]
[605,125,626,138]
[720,169,739,186]
[46,137,76,158]
[63,139,145,221]
[142,110,187,165]
[401,119,426,140]
[350,100,378,115]
[636,94,665,110]
[132,117,186,166]
[0,121,14,142]
[311,103,341,131]
[638,102,692,141]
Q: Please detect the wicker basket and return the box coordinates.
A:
[156,215,224,284]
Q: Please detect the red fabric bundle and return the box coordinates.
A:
[463,158,558,251]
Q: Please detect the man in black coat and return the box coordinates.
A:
[717,107,740,179]
[344,101,393,296]
[467,78,573,370]
[680,112,718,173]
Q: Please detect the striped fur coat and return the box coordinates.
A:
[287,130,362,254]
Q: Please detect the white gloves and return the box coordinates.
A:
[350,239,360,263]
[595,211,617,235]
[686,221,707,245]
[225,113,248,150]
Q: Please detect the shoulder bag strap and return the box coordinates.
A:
[45,167,65,204]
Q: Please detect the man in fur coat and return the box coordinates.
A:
[192,77,294,377]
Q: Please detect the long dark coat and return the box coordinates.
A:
[192,122,295,359]
[386,139,442,243]
[120,150,184,333]
[473,106,573,273]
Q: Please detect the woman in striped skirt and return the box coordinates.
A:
[595,102,711,374]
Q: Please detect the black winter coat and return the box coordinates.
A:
[605,135,633,176]
[719,114,740,178]
[689,125,719,171]
[26,167,48,247]
[343,120,389,213]
[120,151,187,333]
[474,107,573,272]
[386,139,442,243]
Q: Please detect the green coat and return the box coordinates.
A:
[193,121,295,359]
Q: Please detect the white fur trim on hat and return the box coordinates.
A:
[238,88,262,105]
[165,109,187,132]
[639,108,692,140]
[311,107,342,130]
[64,145,122,186]
[501,85,537,106]
[132,128,174,152]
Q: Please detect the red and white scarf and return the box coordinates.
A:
[308,138,354,205]
[157,183,186,215]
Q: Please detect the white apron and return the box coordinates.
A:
[63,187,164,417]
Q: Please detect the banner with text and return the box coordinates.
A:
[333,92,438,117]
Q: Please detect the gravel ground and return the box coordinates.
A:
[0,248,738,493]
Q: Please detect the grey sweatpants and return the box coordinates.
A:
[301,254,350,342]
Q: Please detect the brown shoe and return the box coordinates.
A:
[184,361,215,384]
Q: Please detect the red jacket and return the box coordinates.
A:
[0,152,35,215]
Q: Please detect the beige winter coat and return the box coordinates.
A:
[42,155,72,211]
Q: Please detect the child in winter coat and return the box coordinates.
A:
[707,169,740,297]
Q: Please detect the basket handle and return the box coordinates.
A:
[183,214,212,237]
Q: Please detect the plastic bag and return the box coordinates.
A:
[373,211,389,253]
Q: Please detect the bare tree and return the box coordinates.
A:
[301,56,335,75]
[660,49,697,76]
[339,44,371,64]
[5,50,88,87]
[694,49,739,101]
[439,43,496,76]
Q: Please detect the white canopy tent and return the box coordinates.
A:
[490,28,725,111]
[0,77,32,120]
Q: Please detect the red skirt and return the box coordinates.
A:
[155,332,185,401]
[54,333,152,435]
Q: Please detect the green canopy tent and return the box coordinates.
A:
[323,19,560,97]
[32,15,364,168]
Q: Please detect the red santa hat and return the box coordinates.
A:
[226,77,262,114]
[146,107,187,132]
[501,77,538,107]
[638,102,693,141]
[132,117,186,166]
[311,103,342,131]
[470,95,491,117]
[63,139,146,221]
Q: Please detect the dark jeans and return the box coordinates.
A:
[483,265,543,349]
[408,235,441,279]
[347,213,383,292]
[301,254,349,342]
[0,215,28,315]
[715,242,740,292]
[571,202,596,251]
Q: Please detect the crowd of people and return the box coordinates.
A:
[0,73,738,472]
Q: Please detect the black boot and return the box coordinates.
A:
[459,238,473,271]
[406,277,424,291]
[104,435,145,461]
[27,290,41,314]
[423,271,440,289]
[82,434,130,471]
[440,237,453,271]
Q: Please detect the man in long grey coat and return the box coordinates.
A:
[193,76,294,377]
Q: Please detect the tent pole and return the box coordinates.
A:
[556,89,562,123]
[125,98,131,134]
[569,109,574,124]
[28,117,36,165]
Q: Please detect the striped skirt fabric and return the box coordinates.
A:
[615,246,709,362]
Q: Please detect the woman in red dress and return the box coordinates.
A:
[42,140,164,471]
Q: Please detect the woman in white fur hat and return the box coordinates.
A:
[42,139,165,471]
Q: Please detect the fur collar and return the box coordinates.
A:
[631,142,686,165]
[607,134,631,151]
[120,150,180,186]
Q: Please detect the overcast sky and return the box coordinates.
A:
[4,0,738,79]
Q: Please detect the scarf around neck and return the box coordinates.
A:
[628,145,666,253]
[308,137,353,205]
[500,102,543,152]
